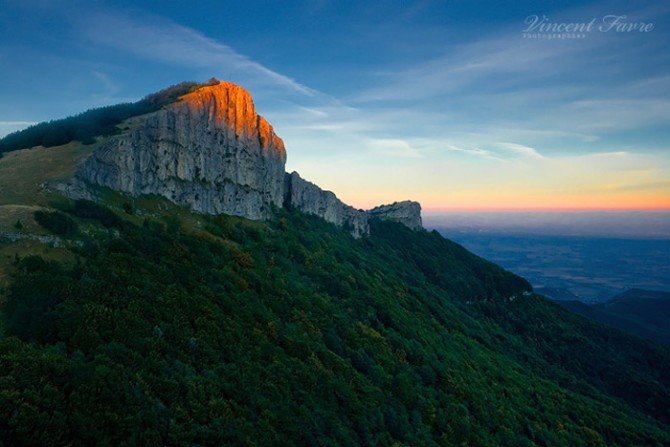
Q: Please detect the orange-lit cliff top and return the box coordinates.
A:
[176,80,286,157]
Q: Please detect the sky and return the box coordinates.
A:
[1,0,669,212]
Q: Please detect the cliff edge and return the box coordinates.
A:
[69,80,422,236]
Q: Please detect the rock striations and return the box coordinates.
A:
[368,201,423,230]
[77,82,286,220]
[285,172,370,237]
[72,80,421,236]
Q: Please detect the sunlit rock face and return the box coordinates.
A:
[74,80,423,235]
[78,81,286,219]
[368,201,422,230]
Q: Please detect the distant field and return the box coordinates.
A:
[437,232,670,302]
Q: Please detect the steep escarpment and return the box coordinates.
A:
[368,201,422,230]
[284,172,370,237]
[70,80,422,234]
[76,81,286,219]
[284,174,422,237]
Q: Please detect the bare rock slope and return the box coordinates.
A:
[285,172,370,237]
[77,82,285,219]
[368,201,423,230]
[73,80,421,235]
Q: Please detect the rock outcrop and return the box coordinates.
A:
[71,80,423,236]
[77,81,286,219]
[284,172,370,237]
[368,201,422,230]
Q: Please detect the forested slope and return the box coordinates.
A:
[0,202,668,446]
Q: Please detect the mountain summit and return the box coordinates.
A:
[178,80,286,159]
[59,79,420,236]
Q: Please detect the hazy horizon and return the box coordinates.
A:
[424,210,670,239]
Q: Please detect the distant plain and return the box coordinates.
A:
[427,211,670,302]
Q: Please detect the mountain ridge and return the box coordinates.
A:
[48,79,420,236]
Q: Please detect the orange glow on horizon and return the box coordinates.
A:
[419,193,670,213]
[293,152,670,214]
[344,190,670,213]
[422,205,670,213]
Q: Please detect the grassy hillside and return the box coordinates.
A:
[0,195,669,445]
[0,143,97,287]
[0,142,94,207]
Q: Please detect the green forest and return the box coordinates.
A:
[1,200,668,446]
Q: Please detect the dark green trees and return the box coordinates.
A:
[1,206,669,445]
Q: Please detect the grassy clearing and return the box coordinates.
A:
[0,238,75,288]
[0,141,95,207]
[0,142,94,290]
[0,204,47,235]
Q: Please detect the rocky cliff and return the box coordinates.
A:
[71,80,422,235]
[284,172,370,237]
[368,201,422,230]
[76,81,286,219]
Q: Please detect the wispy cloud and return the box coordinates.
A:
[497,142,545,159]
[91,70,120,95]
[352,36,586,103]
[344,3,670,162]
[77,10,315,96]
[562,98,670,131]
[444,144,495,158]
[367,138,423,158]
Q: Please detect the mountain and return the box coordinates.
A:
[557,289,670,345]
[66,80,288,220]
[0,80,669,446]
[54,79,420,237]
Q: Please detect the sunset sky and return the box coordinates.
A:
[1,0,669,211]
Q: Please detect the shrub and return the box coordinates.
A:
[67,199,124,229]
[33,210,78,235]
[122,202,134,215]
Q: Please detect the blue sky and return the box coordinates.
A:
[1,0,669,210]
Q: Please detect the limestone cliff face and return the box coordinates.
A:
[284,172,370,237]
[73,80,422,235]
[368,201,422,230]
[77,81,286,219]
